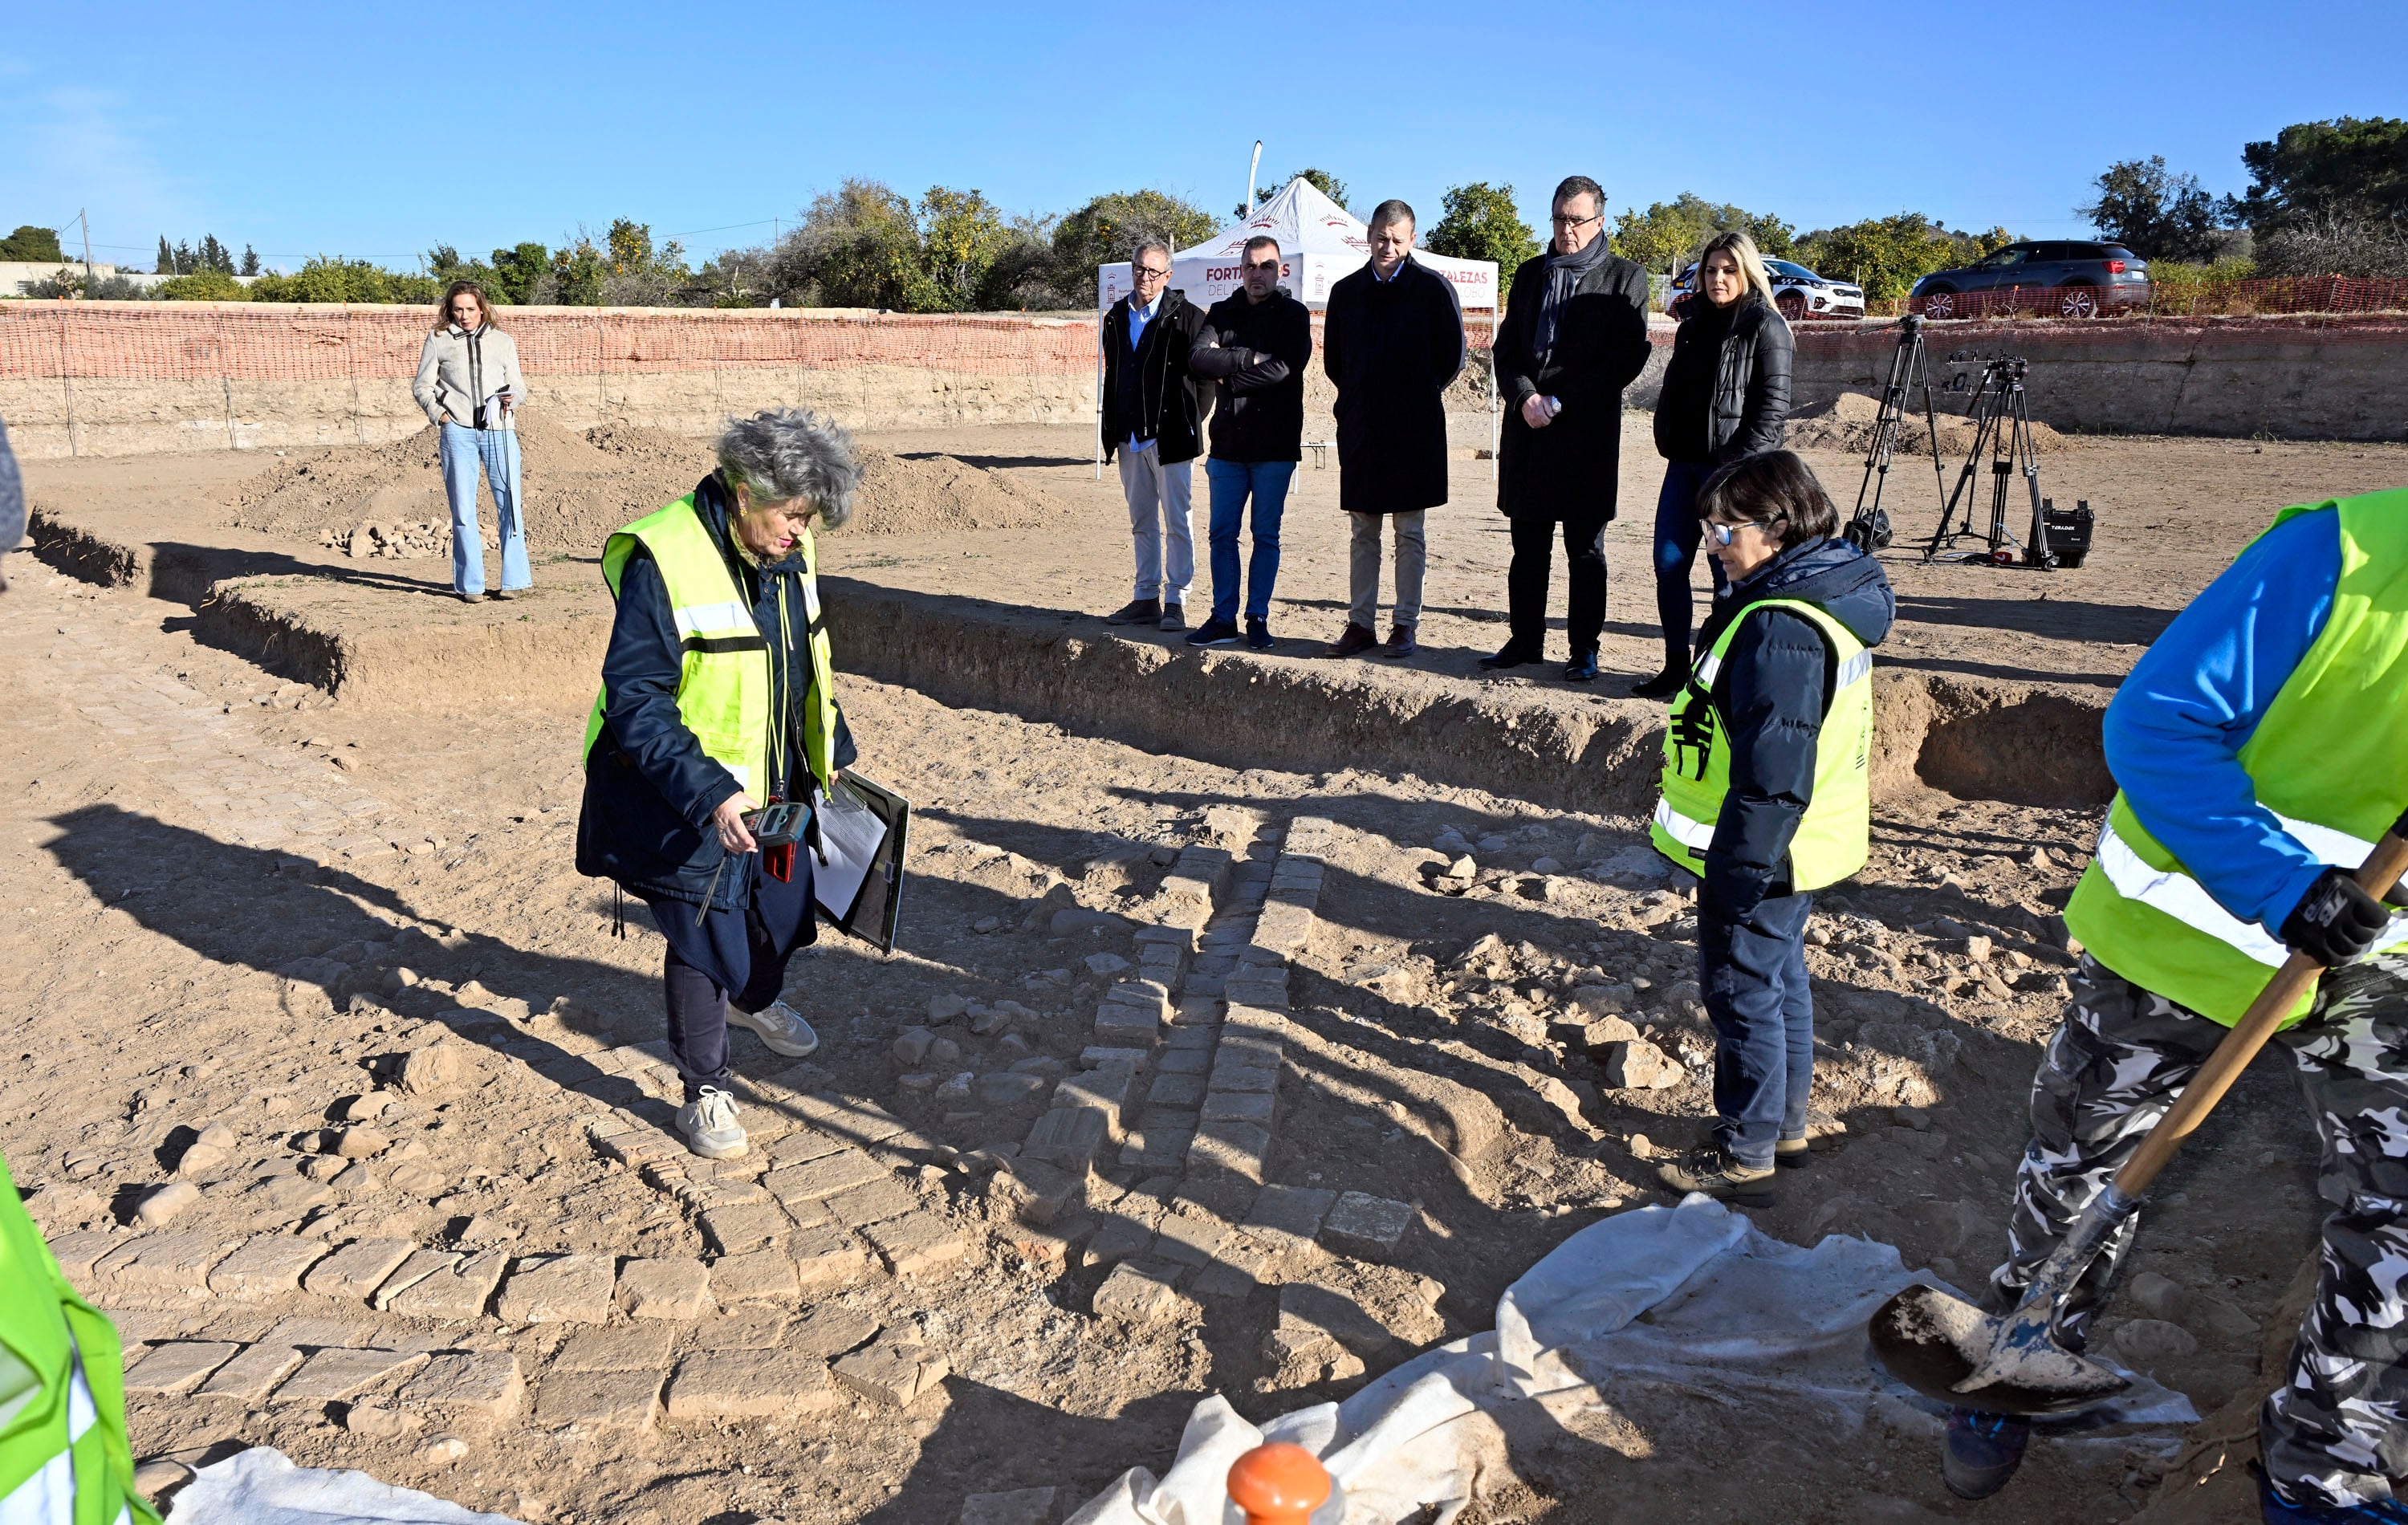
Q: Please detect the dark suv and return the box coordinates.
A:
[1910,240,2151,319]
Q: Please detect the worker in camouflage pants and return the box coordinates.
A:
[1940,490,2408,1523]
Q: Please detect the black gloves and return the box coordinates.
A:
[2281,867,2393,967]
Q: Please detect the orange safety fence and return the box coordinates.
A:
[1845,274,2408,323]
[0,302,1499,382]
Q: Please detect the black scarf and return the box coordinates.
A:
[1532,235,1614,366]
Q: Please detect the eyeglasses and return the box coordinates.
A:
[1550,212,1602,228]
[1706,518,1769,546]
[1133,265,1170,279]
[1242,260,1280,273]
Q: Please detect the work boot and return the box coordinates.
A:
[1654,1144,1774,1206]
[1942,1409,2031,1500]
[726,998,818,1058]
[1480,639,1540,671]
[1775,1134,1812,1167]
[1245,616,1275,651]
[1158,604,1187,632]
[1381,624,1417,659]
[1630,663,1690,699]
[674,1086,748,1161]
[1188,616,1241,648]
[2255,1464,2408,1522]
[1564,649,1601,683]
[1104,598,1161,625]
[1325,623,1378,658]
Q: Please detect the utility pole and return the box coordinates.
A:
[77,209,92,273]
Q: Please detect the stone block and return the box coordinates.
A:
[95,1232,231,1292]
[1598,1039,1682,1091]
[1086,1204,1163,1268]
[791,1094,908,1145]
[1201,1090,1275,1127]
[397,1042,470,1096]
[195,1340,306,1401]
[1165,1020,1221,1048]
[207,1235,332,1298]
[1092,1007,1160,1045]
[787,1305,881,1359]
[1079,1045,1149,1069]
[1187,1120,1272,1185]
[370,1249,461,1311]
[384,1250,506,1321]
[1022,1107,1109,1169]
[1190,1235,1281,1303]
[763,1151,885,1206]
[826,1177,920,1230]
[1157,1048,1210,1076]
[665,1350,839,1421]
[961,1486,1059,1525]
[1207,1054,1279,1093]
[1245,1186,1337,1250]
[832,1338,952,1409]
[494,1254,616,1324]
[533,1368,662,1431]
[791,1226,868,1289]
[1321,1193,1416,1260]
[273,1347,429,1404]
[695,1308,787,1349]
[617,1257,714,1320]
[1150,1212,1230,1268]
[976,1072,1051,1108]
[995,1158,1086,1227]
[400,1351,523,1422]
[121,1341,240,1397]
[43,1231,124,1282]
[1145,1072,1206,1108]
[552,1324,677,1373]
[766,1128,847,1167]
[699,1202,792,1255]
[1052,1076,1136,1139]
[132,1182,199,1229]
[1092,1260,1186,1323]
[710,1249,802,1303]
[300,1238,417,1301]
[1118,1125,1195,1171]
[863,1213,969,1277]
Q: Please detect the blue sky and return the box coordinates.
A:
[3,2,2400,274]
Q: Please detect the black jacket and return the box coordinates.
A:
[1653,294,1793,466]
[1494,248,1653,521]
[1190,287,1312,463]
[577,474,858,910]
[1693,535,1894,917]
[1323,257,1464,514]
[1100,291,1208,466]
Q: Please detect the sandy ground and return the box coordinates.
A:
[5,418,2400,1523]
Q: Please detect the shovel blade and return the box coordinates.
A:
[1868,1283,2132,1417]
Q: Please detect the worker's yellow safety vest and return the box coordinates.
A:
[1650,597,1874,891]
[2065,492,2408,1025]
[582,494,838,798]
[0,1150,154,1524]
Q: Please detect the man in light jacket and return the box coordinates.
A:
[1098,239,1209,632]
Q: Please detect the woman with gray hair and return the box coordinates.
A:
[578,408,862,1161]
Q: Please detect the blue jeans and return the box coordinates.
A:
[1203,458,1294,624]
[440,422,530,596]
[1653,459,1728,666]
[1700,890,1816,1169]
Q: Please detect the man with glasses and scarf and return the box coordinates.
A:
[1486,175,1653,681]
[1100,238,1209,632]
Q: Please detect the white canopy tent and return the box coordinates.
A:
[1096,177,1499,313]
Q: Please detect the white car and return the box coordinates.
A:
[1672,258,1865,320]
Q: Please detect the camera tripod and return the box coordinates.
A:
[1923,356,2048,564]
[1843,315,1946,553]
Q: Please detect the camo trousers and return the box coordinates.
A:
[1981,950,2408,1507]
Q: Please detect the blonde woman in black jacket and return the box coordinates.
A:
[1633,231,1794,697]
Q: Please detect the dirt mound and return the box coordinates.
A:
[1788,391,2066,458]
[231,420,1060,560]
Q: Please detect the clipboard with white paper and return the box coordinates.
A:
[810,772,910,952]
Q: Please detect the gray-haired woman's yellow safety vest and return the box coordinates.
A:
[1651,597,1874,889]
[0,1151,153,1524]
[2065,492,2408,1026]
[581,494,837,796]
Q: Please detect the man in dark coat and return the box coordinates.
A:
[1098,238,1210,632]
[1487,174,1653,681]
[1322,200,1464,659]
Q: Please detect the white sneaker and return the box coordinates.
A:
[726,999,819,1058]
[674,1086,748,1160]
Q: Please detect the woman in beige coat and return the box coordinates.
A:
[412,281,528,600]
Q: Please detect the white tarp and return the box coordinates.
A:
[171,1446,525,1525]
[1096,179,1498,315]
[1066,1196,2196,1525]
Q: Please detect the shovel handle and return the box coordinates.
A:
[2110,820,2408,1197]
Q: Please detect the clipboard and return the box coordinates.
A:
[811,771,910,953]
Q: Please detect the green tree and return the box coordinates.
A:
[155,235,173,274]
[917,186,1014,311]
[1794,213,2005,302]
[490,242,550,304]
[0,225,64,262]
[152,270,247,301]
[198,234,234,275]
[240,244,259,277]
[548,235,607,305]
[1247,167,1348,215]
[1426,182,1540,276]
[1050,189,1216,297]
[172,240,196,275]
[2239,116,2408,232]
[2077,157,2229,261]
[247,257,439,305]
[772,179,932,309]
[1609,192,1795,270]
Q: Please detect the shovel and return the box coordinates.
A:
[1869,812,2408,1416]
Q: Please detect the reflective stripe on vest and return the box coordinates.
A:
[2065,492,2408,1025]
[0,1358,119,1525]
[1649,596,1874,891]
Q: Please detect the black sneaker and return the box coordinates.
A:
[1653,1144,1775,1206]
[1630,665,1690,699]
[1188,616,1240,648]
[1104,598,1161,625]
[1480,640,1541,671]
[1244,617,1274,651]
[1942,1409,2031,1500]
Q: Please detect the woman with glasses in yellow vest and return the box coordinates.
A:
[1649,450,1893,1206]
[578,409,859,1162]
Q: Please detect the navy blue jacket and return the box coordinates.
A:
[576,474,856,910]
[1693,535,1895,917]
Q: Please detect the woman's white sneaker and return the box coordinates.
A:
[675,1086,748,1160]
[726,999,818,1058]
